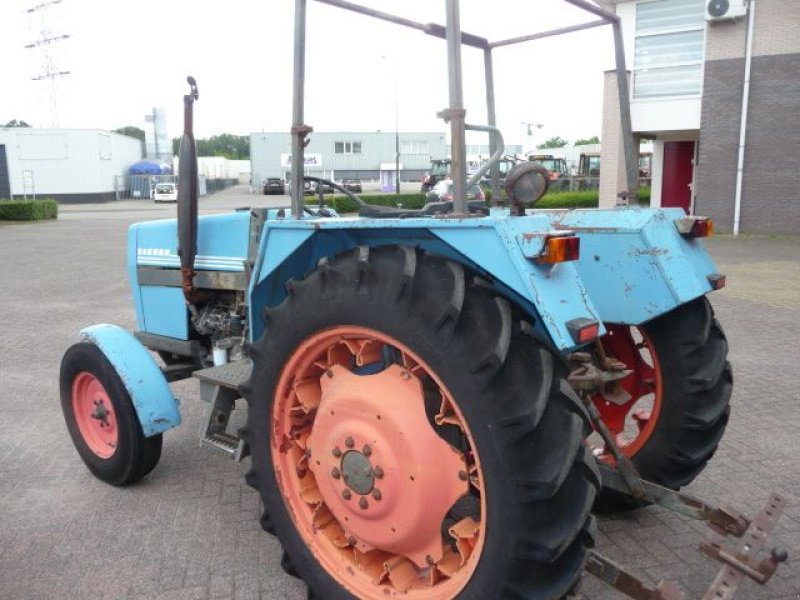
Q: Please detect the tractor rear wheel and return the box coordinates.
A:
[590,297,732,512]
[60,342,162,485]
[243,247,598,599]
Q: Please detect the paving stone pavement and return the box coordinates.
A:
[1,188,798,599]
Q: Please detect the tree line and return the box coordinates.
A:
[111,126,250,159]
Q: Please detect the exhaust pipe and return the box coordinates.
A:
[178,76,200,306]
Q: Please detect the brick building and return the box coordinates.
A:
[599,0,800,233]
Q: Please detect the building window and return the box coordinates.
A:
[634,0,705,99]
[400,140,429,155]
[334,141,361,154]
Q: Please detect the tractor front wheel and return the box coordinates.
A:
[243,247,598,599]
[60,342,162,485]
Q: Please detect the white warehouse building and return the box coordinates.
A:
[250,131,449,190]
[0,128,142,202]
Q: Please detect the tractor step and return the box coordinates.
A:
[194,360,252,462]
[193,359,252,392]
[201,431,248,461]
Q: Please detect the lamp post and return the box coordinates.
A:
[382,55,400,195]
[521,121,544,156]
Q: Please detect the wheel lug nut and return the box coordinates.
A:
[342,489,352,500]
[325,369,334,378]
[362,444,371,457]
[345,436,354,449]
[295,466,307,477]
[373,466,384,479]
[347,536,357,546]
[331,467,341,480]
[332,446,342,458]
[359,497,368,510]
[400,370,410,380]
[458,470,468,481]
[426,555,435,566]
[372,489,382,501]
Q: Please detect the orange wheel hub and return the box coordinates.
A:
[71,371,118,459]
[271,327,484,598]
[590,325,663,461]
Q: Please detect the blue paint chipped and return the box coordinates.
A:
[80,324,181,436]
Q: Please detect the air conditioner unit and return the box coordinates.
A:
[706,0,748,22]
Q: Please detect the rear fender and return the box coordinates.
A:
[80,324,181,436]
[248,214,602,352]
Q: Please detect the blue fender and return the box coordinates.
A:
[80,324,181,436]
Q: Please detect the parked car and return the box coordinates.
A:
[342,179,362,193]
[262,177,286,195]
[153,182,178,203]
[425,179,485,204]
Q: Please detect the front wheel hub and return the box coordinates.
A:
[308,364,468,567]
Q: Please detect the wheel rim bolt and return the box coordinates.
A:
[400,371,410,381]
[347,536,357,546]
[325,369,334,378]
[345,436,354,449]
[372,489,382,501]
[362,444,371,457]
[373,466,384,479]
[458,470,468,481]
[332,446,342,458]
[359,497,368,510]
[426,555,435,566]
[342,489,351,500]
[331,467,341,480]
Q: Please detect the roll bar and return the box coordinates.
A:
[290,0,636,217]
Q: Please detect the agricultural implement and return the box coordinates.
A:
[59,1,787,598]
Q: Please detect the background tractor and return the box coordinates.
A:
[58,1,786,598]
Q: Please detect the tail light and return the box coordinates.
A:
[536,234,580,264]
[566,317,600,344]
[707,273,726,290]
[676,217,713,238]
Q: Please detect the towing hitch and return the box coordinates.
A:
[573,367,788,599]
[592,464,788,599]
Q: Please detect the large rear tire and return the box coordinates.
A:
[592,297,732,512]
[60,342,162,485]
[243,247,598,599]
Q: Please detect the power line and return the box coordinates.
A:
[25,0,71,127]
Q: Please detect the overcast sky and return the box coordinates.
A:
[0,0,616,149]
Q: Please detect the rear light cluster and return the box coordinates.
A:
[536,234,580,264]
[675,217,713,238]
[566,317,600,344]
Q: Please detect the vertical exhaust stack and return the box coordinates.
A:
[178,76,200,306]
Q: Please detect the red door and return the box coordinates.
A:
[661,141,695,213]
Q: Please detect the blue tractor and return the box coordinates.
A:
[59,2,786,598]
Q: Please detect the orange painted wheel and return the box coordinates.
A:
[243,246,597,599]
[589,325,663,461]
[59,342,163,485]
[591,298,732,513]
[271,327,483,598]
[71,371,119,459]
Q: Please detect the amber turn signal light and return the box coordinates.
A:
[675,217,713,238]
[536,235,580,264]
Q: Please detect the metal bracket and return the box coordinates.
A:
[585,551,684,600]
[598,463,750,537]
[700,493,788,599]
